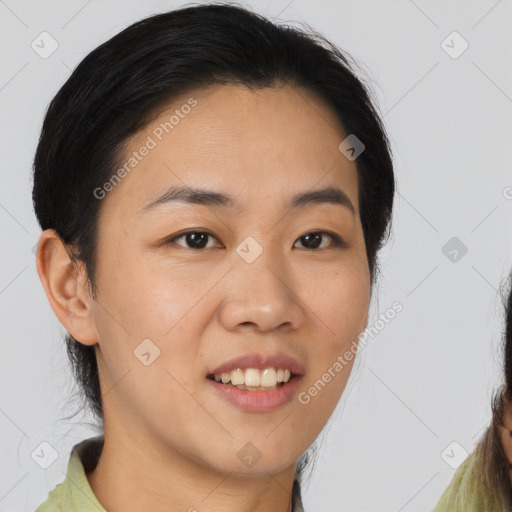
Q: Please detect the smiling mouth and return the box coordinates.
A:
[207,368,296,391]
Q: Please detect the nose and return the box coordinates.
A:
[218,244,305,333]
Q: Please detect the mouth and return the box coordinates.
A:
[205,367,303,412]
[206,368,298,391]
[205,351,305,411]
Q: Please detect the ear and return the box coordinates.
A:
[35,229,98,346]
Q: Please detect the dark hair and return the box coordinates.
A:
[475,274,512,508]
[32,1,395,483]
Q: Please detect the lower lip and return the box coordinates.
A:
[206,376,303,412]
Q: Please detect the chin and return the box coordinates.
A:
[199,445,299,477]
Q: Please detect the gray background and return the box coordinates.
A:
[1,0,512,510]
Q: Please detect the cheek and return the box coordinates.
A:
[97,250,205,339]
[295,257,370,416]
[298,256,370,340]
[91,256,208,433]
[92,252,208,395]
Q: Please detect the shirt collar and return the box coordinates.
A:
[61,435,106,511]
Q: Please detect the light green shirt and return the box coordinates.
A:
[35,435,306,512]
[36,436,106,512]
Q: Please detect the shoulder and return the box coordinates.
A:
[35,481,65,512]
[34,435,105,512]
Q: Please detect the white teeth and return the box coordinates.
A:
[231,368,244,386]
[260,368,277,387]
[212,367,294,388]
[245,368,260,387]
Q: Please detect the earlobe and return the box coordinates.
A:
[35,229,98,346]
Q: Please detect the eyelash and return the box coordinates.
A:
[165,230,347,251]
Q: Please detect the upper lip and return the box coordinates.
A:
[208,351,305,376]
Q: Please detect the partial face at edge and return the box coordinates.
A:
[87,83,371,474]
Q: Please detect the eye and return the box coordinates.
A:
[168,230,220,250]
[165,230,347,251]
[293,231,347,250]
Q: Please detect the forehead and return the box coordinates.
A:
[101,83,359,218]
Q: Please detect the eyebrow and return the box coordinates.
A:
[141,184,355,215]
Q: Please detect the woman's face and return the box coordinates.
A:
[77,84,370,474]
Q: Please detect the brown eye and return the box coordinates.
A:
[294,231,346,250]
[168,231,220,250]
[165,230,346,251]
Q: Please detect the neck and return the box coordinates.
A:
[86,421,297,512]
